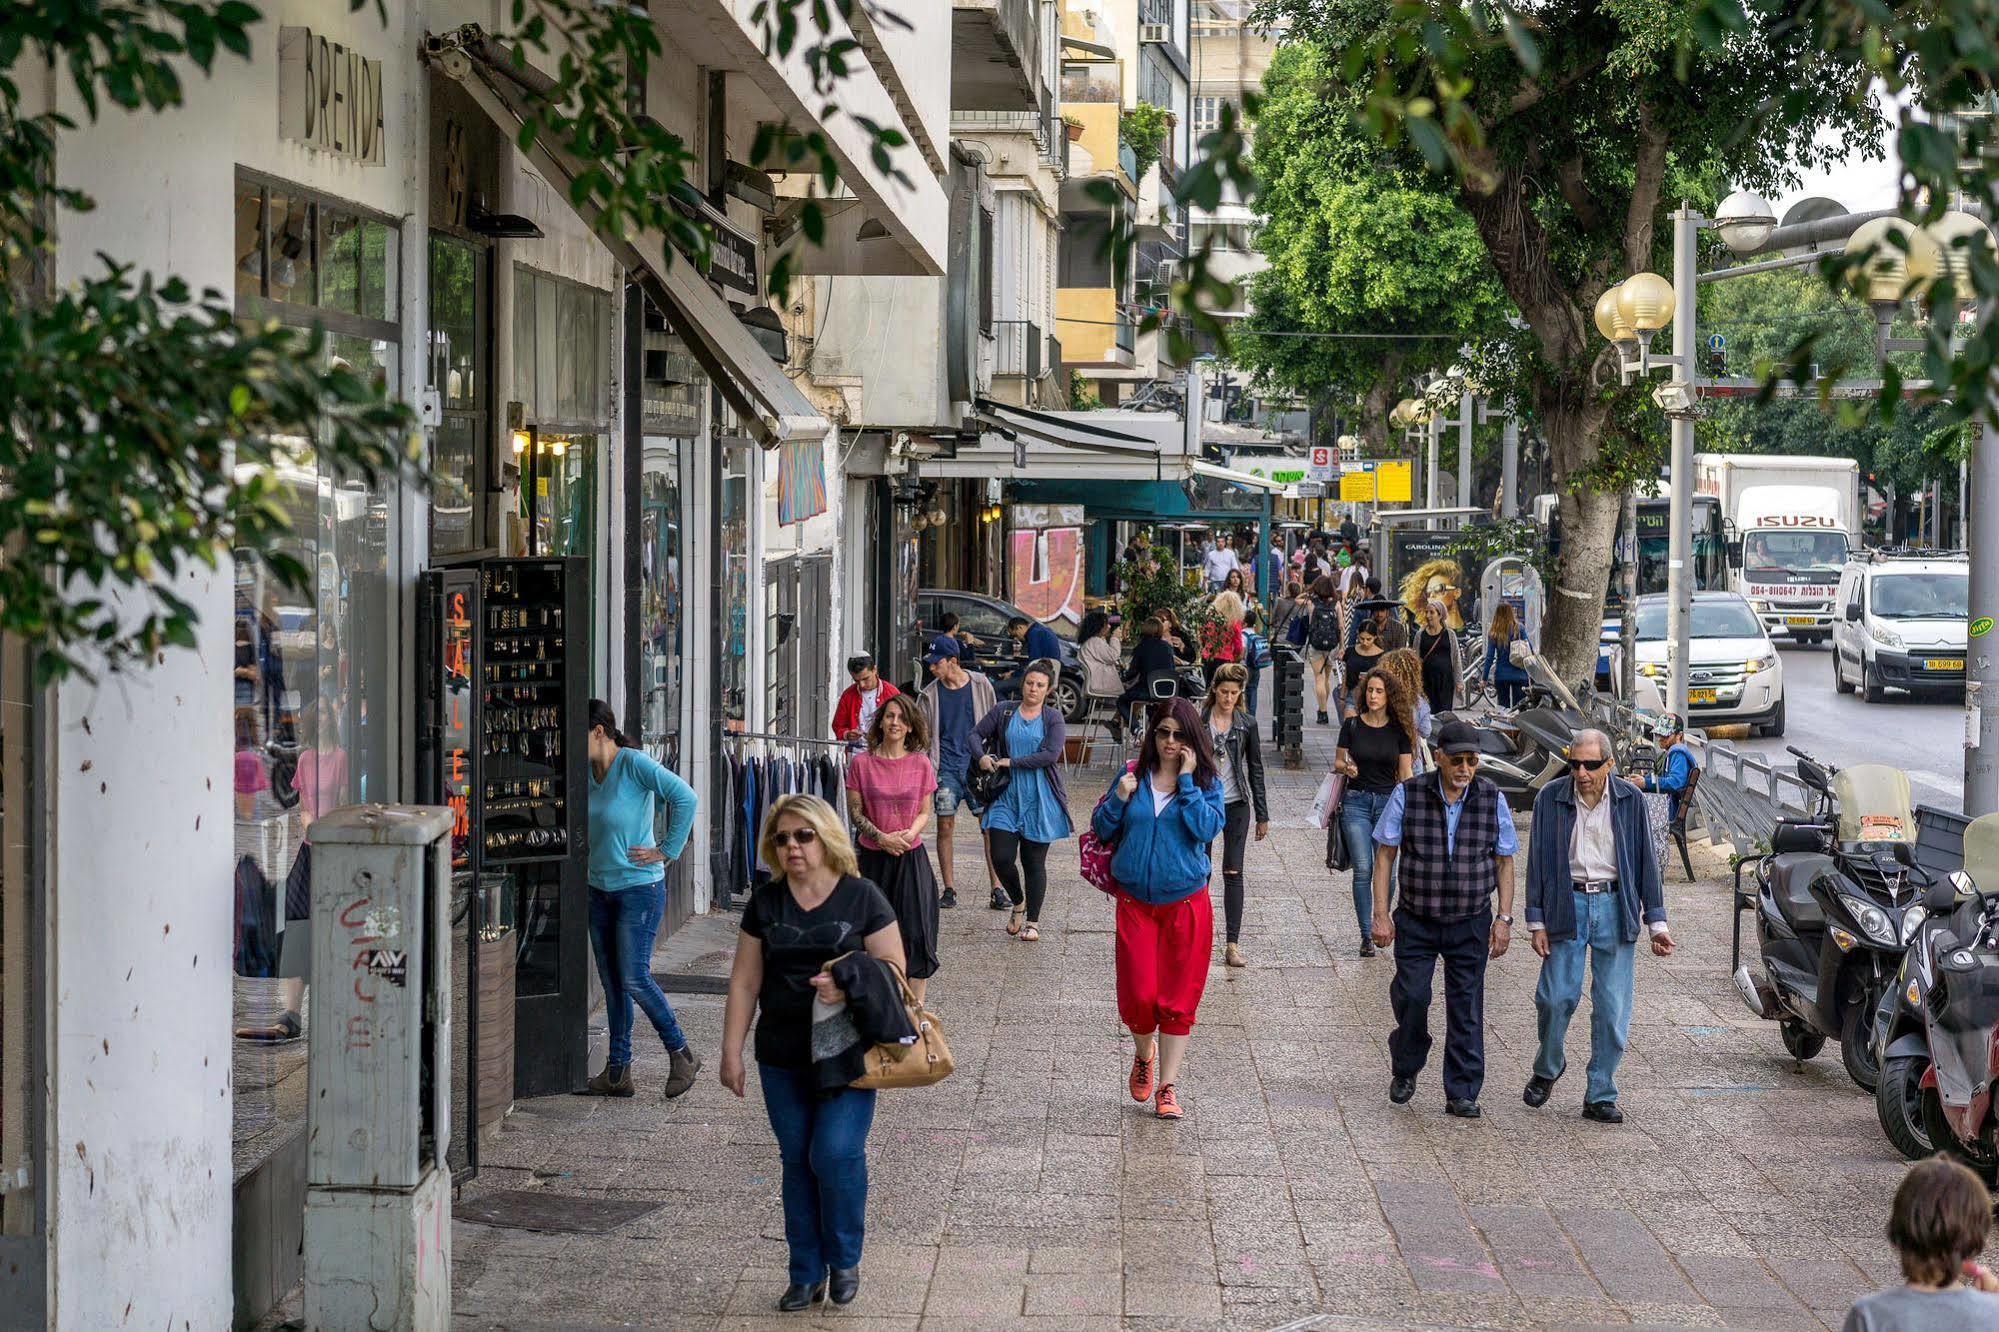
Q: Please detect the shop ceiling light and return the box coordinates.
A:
[511,431,530,455]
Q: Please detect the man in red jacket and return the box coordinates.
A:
[832,653,899,746]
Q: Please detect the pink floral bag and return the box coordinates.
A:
[1079,762,1137,894]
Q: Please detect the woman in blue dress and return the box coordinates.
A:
[974,659,1072,942]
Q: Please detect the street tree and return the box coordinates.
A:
[1232,41,1511,455]
[1252,0,1878,682]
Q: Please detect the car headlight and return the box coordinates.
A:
[1900,905,1928,945]
[1744,653,1778,674]
[1870,623,1904,649]
[1838,893,1896,946]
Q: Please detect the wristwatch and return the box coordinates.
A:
[1497,913,1514,925]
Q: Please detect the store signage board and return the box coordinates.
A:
[1376,460,1414,503]
[1307,445,1335,481]
[279,27,385,165]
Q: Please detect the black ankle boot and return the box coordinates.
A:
[829,1266,860,1305]
[777,1279,826,1311]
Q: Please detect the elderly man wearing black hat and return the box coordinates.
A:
[1369,718,1519,1118]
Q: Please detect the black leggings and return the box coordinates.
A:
[1219,800,1250,943]
[988,830,1050,921]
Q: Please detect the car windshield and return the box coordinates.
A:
[1871,572,1967,620]
[1634,600,1764,640]
[1743,530,1848,576]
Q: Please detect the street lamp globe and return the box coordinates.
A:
[1923,210,1996,306]
[1336,433,1362,452]
[1617,272,1676,335]
[1714,190,1778,254]
[1843,216,1943,308]
[1390,398,1419,428]
[1593,284,1634,343]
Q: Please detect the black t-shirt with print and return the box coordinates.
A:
[739,873,898,1069]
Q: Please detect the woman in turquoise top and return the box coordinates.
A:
[974,661,1071,942]
[583,699,701,1099]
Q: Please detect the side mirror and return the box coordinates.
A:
[1727,540,1744,568]
[1927,875,1964,915]
[1844,603,1862,622]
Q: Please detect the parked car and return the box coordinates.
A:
[1832,550,1968,703]
[1629,590,1787,736]
[914,589,1085,720]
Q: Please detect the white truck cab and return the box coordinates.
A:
[1832,550,1969,703]
[1696,455,1862,643]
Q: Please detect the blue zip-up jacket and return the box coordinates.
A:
[1480,630,1530,684]
[1091,768,1227,905]
[1524,775,1665,945]
[1644,743,1696,796]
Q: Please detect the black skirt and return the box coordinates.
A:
[858,845,941,980]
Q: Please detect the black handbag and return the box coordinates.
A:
[966,704,1014,807]
[1325,811,1351,873]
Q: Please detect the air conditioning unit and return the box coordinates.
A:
[1139,23,1171,44]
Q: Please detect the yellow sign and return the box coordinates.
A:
[1376,460,1414,502]
[1339,470,1376,502]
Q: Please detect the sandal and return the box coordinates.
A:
[1007,906,1026,936]
[1020,923,1040,942]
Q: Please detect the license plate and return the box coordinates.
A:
[1689,688,1719,705]
[1925,658,1965,671]
[1783,616,1816,626]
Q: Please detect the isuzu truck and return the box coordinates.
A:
[1694,453,1862,642]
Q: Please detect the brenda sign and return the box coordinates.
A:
[280,27,385,165]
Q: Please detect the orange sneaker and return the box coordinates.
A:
[1128,1051,1156,1103]
[1154,1084,1183,1120]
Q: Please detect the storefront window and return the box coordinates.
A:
[640,439,684,760]
[718,439,752,730]
[428,233,485,555]
[228,170,400,1182]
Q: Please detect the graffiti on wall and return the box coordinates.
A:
[1008,526,1085,629]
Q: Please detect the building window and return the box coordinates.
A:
[428,233,486,555]
[1193,95,1228,138]
[229,168,403,1189]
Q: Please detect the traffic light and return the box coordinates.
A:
[1705,346,1726,378]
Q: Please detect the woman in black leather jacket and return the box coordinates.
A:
[1201,663,1268,967]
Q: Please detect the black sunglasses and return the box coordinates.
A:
[1153,725,1186,741]
[1440,752,1479,766]
[770,828,820,848]
[1567,756,1610,772]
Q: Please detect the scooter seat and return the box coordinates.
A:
[1768,852,1832,932]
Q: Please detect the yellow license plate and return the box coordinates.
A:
[1784,616,1816,626]
[1925,658,1965,671]
[1689,688,1719,704]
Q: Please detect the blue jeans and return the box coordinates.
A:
[1340,788,1391,938]
[1533,888,1637,1104]
[586,882,686,1065]
[760,1064,877,1286]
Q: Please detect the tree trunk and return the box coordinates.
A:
[1536,398,1620,688]
[1359,351,1404,455]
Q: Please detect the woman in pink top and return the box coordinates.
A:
[843,693,941,1002]
[293,699,350,829]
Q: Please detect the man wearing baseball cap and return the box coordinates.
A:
[919,635,997,911]
[1369,718,1519,1118]
[1638,713,1696,799]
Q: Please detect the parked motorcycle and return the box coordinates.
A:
[1873,814,1999,1176]
[1442,649,1583,811]
[1730,749,1932,1091]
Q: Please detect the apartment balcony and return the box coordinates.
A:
[953,0,1042,113]
[1061,101,1138,197]
[1056,287,1136,369]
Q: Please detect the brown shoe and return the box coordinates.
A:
[1225,942,1246,968]
[663,1044,702,1099]
[584,1063,634,1097]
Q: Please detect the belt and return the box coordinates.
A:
[1572,879,1617,894]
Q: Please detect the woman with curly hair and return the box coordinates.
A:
[1334,668,1415,957]
[1376,647,1434,774]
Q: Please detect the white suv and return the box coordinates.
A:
[1832,551,1969,703]
[1630,591,1787,736]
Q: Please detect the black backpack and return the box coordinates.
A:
[1308,604,1343,652]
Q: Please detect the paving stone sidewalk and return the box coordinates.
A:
[451,728,1965,1331]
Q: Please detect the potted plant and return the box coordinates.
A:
[1063,114,1084,142]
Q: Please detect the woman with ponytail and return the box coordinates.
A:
[583,698,702,1098]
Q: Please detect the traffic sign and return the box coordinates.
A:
[1706,332,1726,352]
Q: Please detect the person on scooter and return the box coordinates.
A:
[1521,728,1673,1126]
[1843,1158,1999,1329]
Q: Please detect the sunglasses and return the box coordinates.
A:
[1153,726,1186,741]
[1440,752,1480,767]
[770,828,820,848]
[1567,756,1610,772]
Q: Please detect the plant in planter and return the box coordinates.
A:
[1062,113,1084,142]
[1119,101,1172,178]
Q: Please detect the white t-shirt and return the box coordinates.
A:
[856,685,885,734]
[1150,783,1174,814]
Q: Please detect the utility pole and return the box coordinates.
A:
[1666,205,1699,723]
[1968,305,1999,814]
[1501,416,1520,518]
[1425,412,1440,525]
[1457,390,1473,515]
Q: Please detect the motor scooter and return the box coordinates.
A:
[1441,649,1582,811]
[1873,813,1999,1177]
[1730,749,1932,1092]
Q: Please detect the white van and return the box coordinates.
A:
[1831,551,1969,703]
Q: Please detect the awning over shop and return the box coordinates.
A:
[1188,460,1289,493]
[427,25,824,446]
[971,398,1160,458]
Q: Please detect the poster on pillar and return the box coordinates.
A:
[1008,505,1086,631]
[777,437,828,525]
[1376,460,1414,503]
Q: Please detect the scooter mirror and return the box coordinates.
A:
[1926,876,1963,915]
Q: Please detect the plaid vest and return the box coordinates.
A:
[1396,772,1501,921]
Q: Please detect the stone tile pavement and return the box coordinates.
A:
[450,726,1977,1330]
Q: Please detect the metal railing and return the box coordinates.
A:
[992,320,1047,378]
[1115,310,1135,353]
[1691,739,1815,856]
[1119,140,1140,184]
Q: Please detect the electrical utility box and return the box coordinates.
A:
[302,803,454,1331]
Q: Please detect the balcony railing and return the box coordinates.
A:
[1060,61,1122,104]
[1119,140,1139,185]
[993,320,1049,378]
[1116,311,1136,354]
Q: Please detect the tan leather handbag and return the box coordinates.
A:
[850,958,953,1090]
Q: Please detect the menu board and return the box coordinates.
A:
[478,561,572,863]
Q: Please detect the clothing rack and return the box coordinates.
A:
[715,730,856,911]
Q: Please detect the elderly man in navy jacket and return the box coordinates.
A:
[1523,728,1674,1124]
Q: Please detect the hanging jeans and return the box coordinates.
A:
[760,1063,878,1287]
[587,881,687,1065]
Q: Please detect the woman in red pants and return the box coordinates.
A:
[1090,697,1227,1119]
